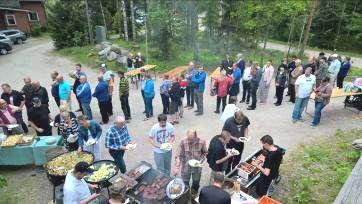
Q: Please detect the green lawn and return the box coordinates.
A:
[273,129,361,204]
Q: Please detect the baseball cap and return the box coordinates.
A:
[74,162,93,173]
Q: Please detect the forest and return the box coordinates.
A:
[46,0,362,69]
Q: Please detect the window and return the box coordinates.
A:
[5,15,16,25]
[28,12,39,21]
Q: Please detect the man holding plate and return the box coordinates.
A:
[174,128,207,195]
[149,114,175,175]
[77,115,102,161]
[222,110,250,174]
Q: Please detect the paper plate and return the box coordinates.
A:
[188,159,202,167]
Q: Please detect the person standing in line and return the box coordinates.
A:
[178,74,188,118]
[258,60,274,104]
[254,135,283,198]
[76,75,92,120]
[139,68,147,113]
[21,77,34,113]
[143,74,155,120]
[148,114,175,175]
[229,63,242,103]
[31,81,49,108]
[185,61,196,109]
[169,77,181,124]
[134,52,144,69]
[206,130,234,182]
[278,58,288,72]
[328,54,341,87]
[70,63,86,113]
[289,59,304,103]
[28,98,52,136]
[57,75,72,109]
[247,63,263,110]
[286,56,297,97]
[50,71,60,107]
[214,70,233,114]
[1,83,28,133]
[159,74,172,114]
[274,67,287,106]
[118,71,131,121]
[292,67,316,123]
[77,115,102,161]
[221,54,233,74]
[240,61,252,104]
[92,76,109,124]
[57,111,79,151]
[100,63,114,116]
[105,116,134,173]
[174,128,207,195]
[337,57,351,88]
[199,172,231,204]
[127,53,134,71]
[315,57,329,87]
[311,77,332,127]
[303,56,317,73]
[192,65,207,116]
[223,111,250,174]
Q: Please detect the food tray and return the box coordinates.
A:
[126,161,152,180]
[0,135,22,147]
[111,174,138,191]
[17,135,36,146]
[84,160,119,184]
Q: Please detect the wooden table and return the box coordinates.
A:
[125,64,157,90]
[163,65,188,78]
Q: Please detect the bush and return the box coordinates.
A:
[30,23,42,37]
[0,175,6,189]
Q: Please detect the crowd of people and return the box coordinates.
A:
[0,50,355,204]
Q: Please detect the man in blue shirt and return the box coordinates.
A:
[159,75,172,114]
[105,116,134,173]
[92,76,109,124]
[76,75,92,120]
[328,54,341,87]
[229,63,242,103]
[337,56,351,88]
[192,65,207,116]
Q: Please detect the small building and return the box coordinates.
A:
[0,0,47,33]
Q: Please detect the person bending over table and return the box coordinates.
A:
[199,171,231,204]
[28,97,52,136]
[206,130,234,183]
[63,162,99,204]
[77,115,102,161]
[223,110,250,175]
[105,116,134,173]
[254,135,283,198]
[174,128,207,195]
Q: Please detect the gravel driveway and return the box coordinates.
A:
[0,38,361,204]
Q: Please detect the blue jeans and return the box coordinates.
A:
[145,97,153,118]
[154,150,172,176]
[312,101,326,125]
[141,90,146,112]
[81,103,93,120]
[109,149,127,173]
[292,97,309,121]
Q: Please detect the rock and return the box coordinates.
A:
[352,139,362,150]
[110,44,123,55]
[95,44,102,51]
[100,41,112,50]
[98,47,111,56]
[107,51,119,61]
[120,49,129,56]
[117,55,127,65]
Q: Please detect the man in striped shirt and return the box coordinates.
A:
[118,71,131,121]
[105,116,133,173]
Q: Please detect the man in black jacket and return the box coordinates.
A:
[199,172,231,204]
[31,81,49,108]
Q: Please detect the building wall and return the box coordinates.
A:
[5,11,31,33]
[20,1,46,27]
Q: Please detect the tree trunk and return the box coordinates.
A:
[189,0,200,63]
[130,0,136,41]
[298,0,317,56]
[121,0,129,41]
[99,0,107,35]
[117,1,122,36]
[286,14,295,59]
[261,25,270,65]
[333,2,346,50]
[85,0,93,44]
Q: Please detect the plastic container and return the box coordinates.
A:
[258,195,282,204]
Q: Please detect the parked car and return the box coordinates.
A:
[0,34,12,45]
[0,42,12,55]
[0,29,27,44]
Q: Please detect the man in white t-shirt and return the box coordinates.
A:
[148,114,175,175]
[63,162,99,204]
[292,67,316,123]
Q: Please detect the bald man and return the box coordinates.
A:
[30,80,49,108]
[105,116,134,173]
[22,77,34,110]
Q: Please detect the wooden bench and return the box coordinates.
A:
[334,156,362,204]
[163,65,188,78]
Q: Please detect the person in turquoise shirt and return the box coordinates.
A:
[57,75,71,106]
[191,65,207,116]
[144,74,155,120]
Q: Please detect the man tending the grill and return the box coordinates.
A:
[63,162,99,204]
[254,135,284,198]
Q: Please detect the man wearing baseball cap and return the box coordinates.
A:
[63,162,99,204]
[27,97,52,136]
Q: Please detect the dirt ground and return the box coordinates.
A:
[0,38,361,204]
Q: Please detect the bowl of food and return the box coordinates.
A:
[46,138,57,145]
[166,178,185,200]
[188,159,202,167]
[227,148,240,156]
[84,160,119,184]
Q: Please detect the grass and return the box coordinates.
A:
[273,129,362,204]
